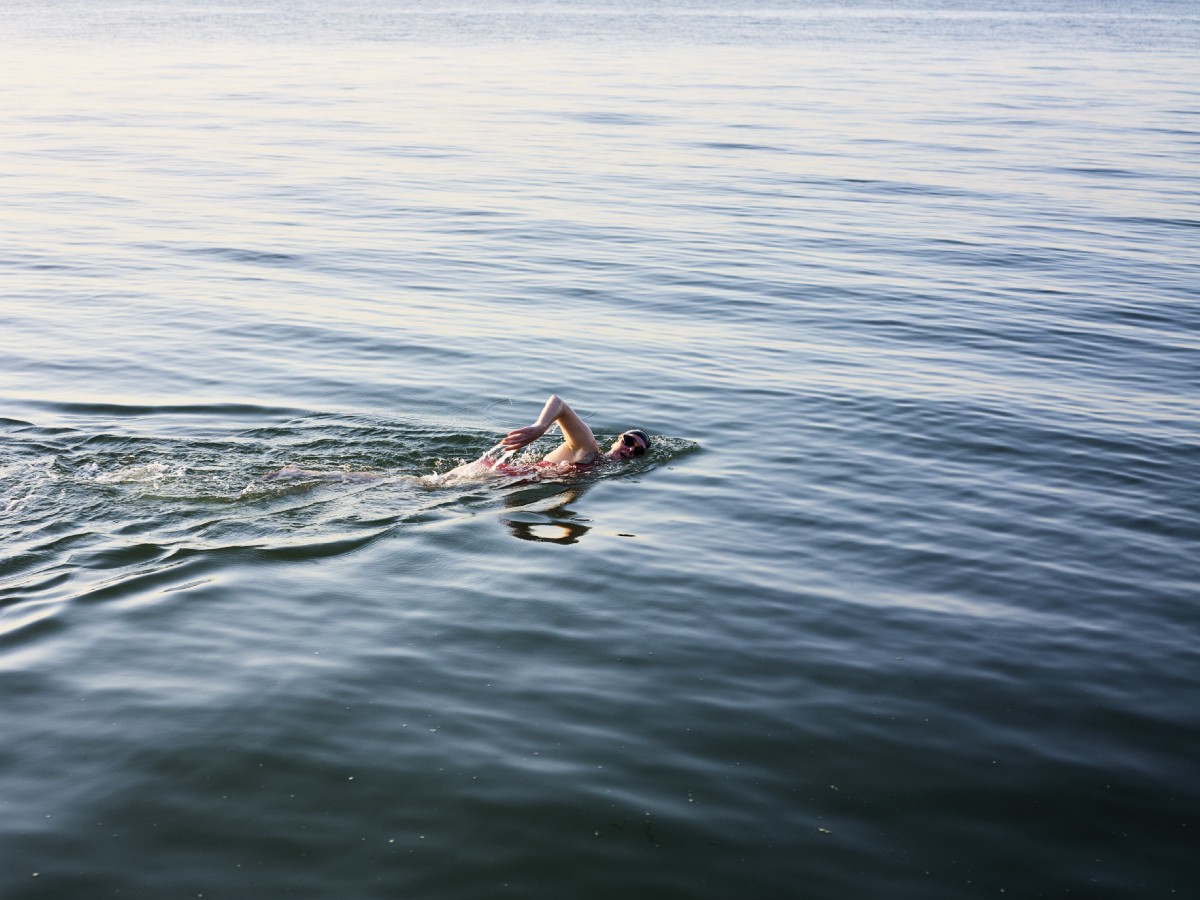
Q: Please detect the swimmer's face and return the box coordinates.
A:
[609,431,648,460]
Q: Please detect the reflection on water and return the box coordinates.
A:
[503,485,593,545]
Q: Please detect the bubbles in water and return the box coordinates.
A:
[1,455,60,516]
[92,462,186,485]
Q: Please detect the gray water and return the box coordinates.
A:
[2,2,1199,897]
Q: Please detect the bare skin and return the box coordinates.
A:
[262,395,648,482]
[500,394,647,464]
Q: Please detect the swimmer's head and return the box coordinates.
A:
[607,430,650,461]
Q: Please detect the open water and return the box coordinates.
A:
[2,2,1199,897]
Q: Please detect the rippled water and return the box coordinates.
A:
[2,2,1199,897]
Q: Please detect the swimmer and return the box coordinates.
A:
[499,394,650,465]
[261,394,649,483]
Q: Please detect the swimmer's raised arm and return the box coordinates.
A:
[500,394,600,463]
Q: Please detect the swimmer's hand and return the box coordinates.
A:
[501,424,548,451]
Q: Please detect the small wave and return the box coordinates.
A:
[240,465,394,499]
[837,176,979,199]
[181,246,307,267]
[695,140,788,153]
[0,605,64,651]
[1054,166,1143,179]
[563,111,662,127]
[25,400,307,419]
[89,462,187,485]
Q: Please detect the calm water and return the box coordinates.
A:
[3,2,1199,897]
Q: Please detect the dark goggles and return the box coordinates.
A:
[621,433,647,457]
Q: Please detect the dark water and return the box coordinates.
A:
[3,2,1199,897]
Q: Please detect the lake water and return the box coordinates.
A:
[2,2,1199,897]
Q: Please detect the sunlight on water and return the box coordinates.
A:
[2,2,1199,898]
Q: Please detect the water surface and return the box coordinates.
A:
[2,2,1199,897]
